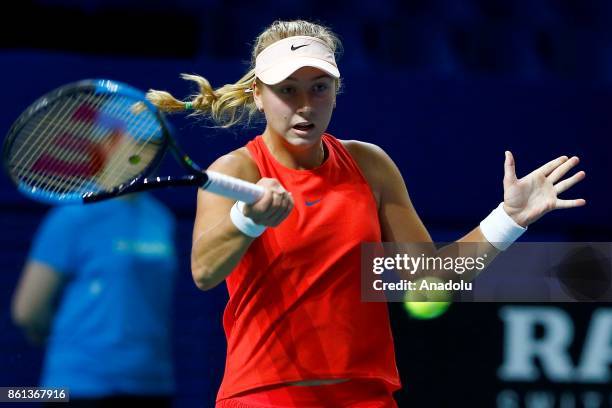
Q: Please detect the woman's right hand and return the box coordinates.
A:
[242,178,293,227]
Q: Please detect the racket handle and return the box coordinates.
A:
[203,171,265,204]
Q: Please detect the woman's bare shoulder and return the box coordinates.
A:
[208,146,261,183]
[340,139,391,178]
[340,139,386,160]
[339,139,394,207]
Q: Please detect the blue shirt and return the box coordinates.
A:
[29,194,177,397]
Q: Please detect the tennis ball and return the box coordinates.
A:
[403,277,452,320]
[404,300,451,320]
[128,155,141,165]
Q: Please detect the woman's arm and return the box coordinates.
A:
[12,261,64,345]
[191,148,293,290]
[345,140,504,281]
[344,141,585,283]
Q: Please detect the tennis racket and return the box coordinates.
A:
[3,79,264,205]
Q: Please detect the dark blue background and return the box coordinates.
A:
[1,1,610,407]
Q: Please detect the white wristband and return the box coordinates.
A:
[230,201,266,238]
[479,202,527,251]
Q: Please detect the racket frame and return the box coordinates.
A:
[3,79,206,205]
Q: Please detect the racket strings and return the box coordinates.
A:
[9,93,84,164]
[9,92,164,197]
[53,93,151,194]
[35,93,110,194]
[93,97,164,190]
[13,93,85,173]
[12,92,95,193]
[20,92,112,195]
[58,94,140,194]
[97,97,162,190]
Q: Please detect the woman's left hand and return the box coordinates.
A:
[502,151,586,227]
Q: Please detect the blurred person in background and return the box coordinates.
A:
[12,193,178,408]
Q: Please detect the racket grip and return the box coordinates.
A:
[203,171,265,204]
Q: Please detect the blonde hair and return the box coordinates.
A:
[146,20,343,128]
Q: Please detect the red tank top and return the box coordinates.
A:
[217,133,401,401]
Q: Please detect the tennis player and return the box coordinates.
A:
[147,19,586,408]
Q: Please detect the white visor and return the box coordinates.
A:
[255,36,340,85]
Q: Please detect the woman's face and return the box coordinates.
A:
[254,66,336,149]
